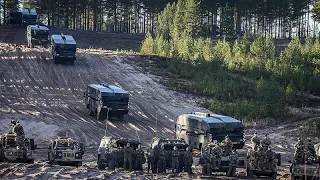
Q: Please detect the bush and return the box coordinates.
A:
[140,32,155,55]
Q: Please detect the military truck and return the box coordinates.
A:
[149,137,188,173]
[246,146,281,179]
[176,112,245,150]
[0,133,35,163]
[97,136,142,170]
[199,141,246,176]
[84,84,129,121]
[5,11,22,25]
[50,33,76,65]
[175,113,210,150]
[290,142,320,180]
[22,9,37,26]
[47,137,84,167]
[27,25,50,48]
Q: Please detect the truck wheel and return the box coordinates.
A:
[76,161,82,167]
[271,172,277,179]
[98,158,106,170]
[246,165,253,177]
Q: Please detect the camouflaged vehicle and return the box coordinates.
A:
[97,136,141,170]
[85,84,129,121]
[290,143,320,180]
[50,33,76,65]
[0,133,35,163]
[199,141,246,176]
[246,146,281,179]
[27,25,50,48]
[149,137,188,172]
[48,137,84,167]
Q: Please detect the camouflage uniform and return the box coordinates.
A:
[227,150,238,177]
[157,145,166,173]
[123,143,133,170]
[171,146,180,173]
[13,122,25,150]
[265,147,275,171]
[211,144,222,169]
[201,147,212,175]
[251,132,260,151]
[221,136,233,156]
[261,134,271,151]
[293,138,304,163]
[147,147,155,173]
[9,120,16,134]
[184,147,193,174]
[135,145,145,171]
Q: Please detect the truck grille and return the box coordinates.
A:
[63,152,74,158]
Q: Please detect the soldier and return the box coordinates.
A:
[171,146,180,173]
[227,149,238,177]
[265,146,275,170]
[211,142,223,169]
[147,145,155,173]
[306,138,316,157]
[9,120,16,134]
[13,121,25,150]
[134,144,145,171]
[261,133,271,151]
[293,137,305,163]
[221,135,233,156]
[184,146,193,174]
[201,146,212,176]
[123,143,133,170]
[157,144,166,173]
[251,132,260,150]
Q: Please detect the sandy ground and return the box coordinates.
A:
[0,25,319,179]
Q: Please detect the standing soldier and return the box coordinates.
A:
[123,143,133,170]
[227,149,238,177]
[201,145,212,176]
[184,146,193,174]
[265,146,275,170]
[171,146,180,173]
[147,145,155,173]
[134,144,145,171]
[221,135,233,156]
[294,137,305,163]
[306,138,316,158]
[261,133,271,151]
[251,132,260,150]
[157,144,166,173]
[211,142,223,169]
[13,121,25,150]
[9,120,16,134]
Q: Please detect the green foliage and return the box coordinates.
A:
[140,32,155,55]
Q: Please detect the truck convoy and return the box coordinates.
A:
[84,84,129,121]
[176,112,245,150]
[27,25,50,48]
[50,33,77,65]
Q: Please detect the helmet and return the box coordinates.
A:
[126,143,130,147]
[225,135,229,139]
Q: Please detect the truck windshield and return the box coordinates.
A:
[55,44,76,51]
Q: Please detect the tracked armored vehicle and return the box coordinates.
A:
[22,9,37,26]
[50,33,76,65]
[48,137,84,167]
[0,133,35,163]
[97,136,142,170]
[85,84,129,121]
[246,146,281,179]
[149,137,188,173]
[27,25,50,48]
[199,141,246,176]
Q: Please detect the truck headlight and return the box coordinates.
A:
[76,154,79,157]
[58,153,62,157]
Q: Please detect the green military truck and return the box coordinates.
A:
[176,112,245,150]
[50,33,76,65]
[97,136,142,170]
[22,9,37,26]
[47,137,84,167]
[149,137,188,173]
[0,133,35,163]
[27,25,50,48]
[84,84,129,121]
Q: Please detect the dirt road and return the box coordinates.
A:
[0,25,318,179]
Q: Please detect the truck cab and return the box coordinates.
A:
[50,33,77,65]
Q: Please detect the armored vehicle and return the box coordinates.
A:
[84,84,129,121]
[27,25,50,48]
[50,33,76,65]
[199,141,246,176]
[5,11,22,25]
[0,133,35,163]
[177,112,245,149]
[22,9,37,26]
[149,137,188,173]
[175,113,210,150]
[47,137,84,167]
[246,146,281,179]
[97,136,142,170]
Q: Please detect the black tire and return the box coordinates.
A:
[76,161,82,167]
[277,153,281,166]
[98,158,106,170]
[30,139,35,150]
[246,165,253,177]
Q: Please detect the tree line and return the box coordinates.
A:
[2,0,320,38]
